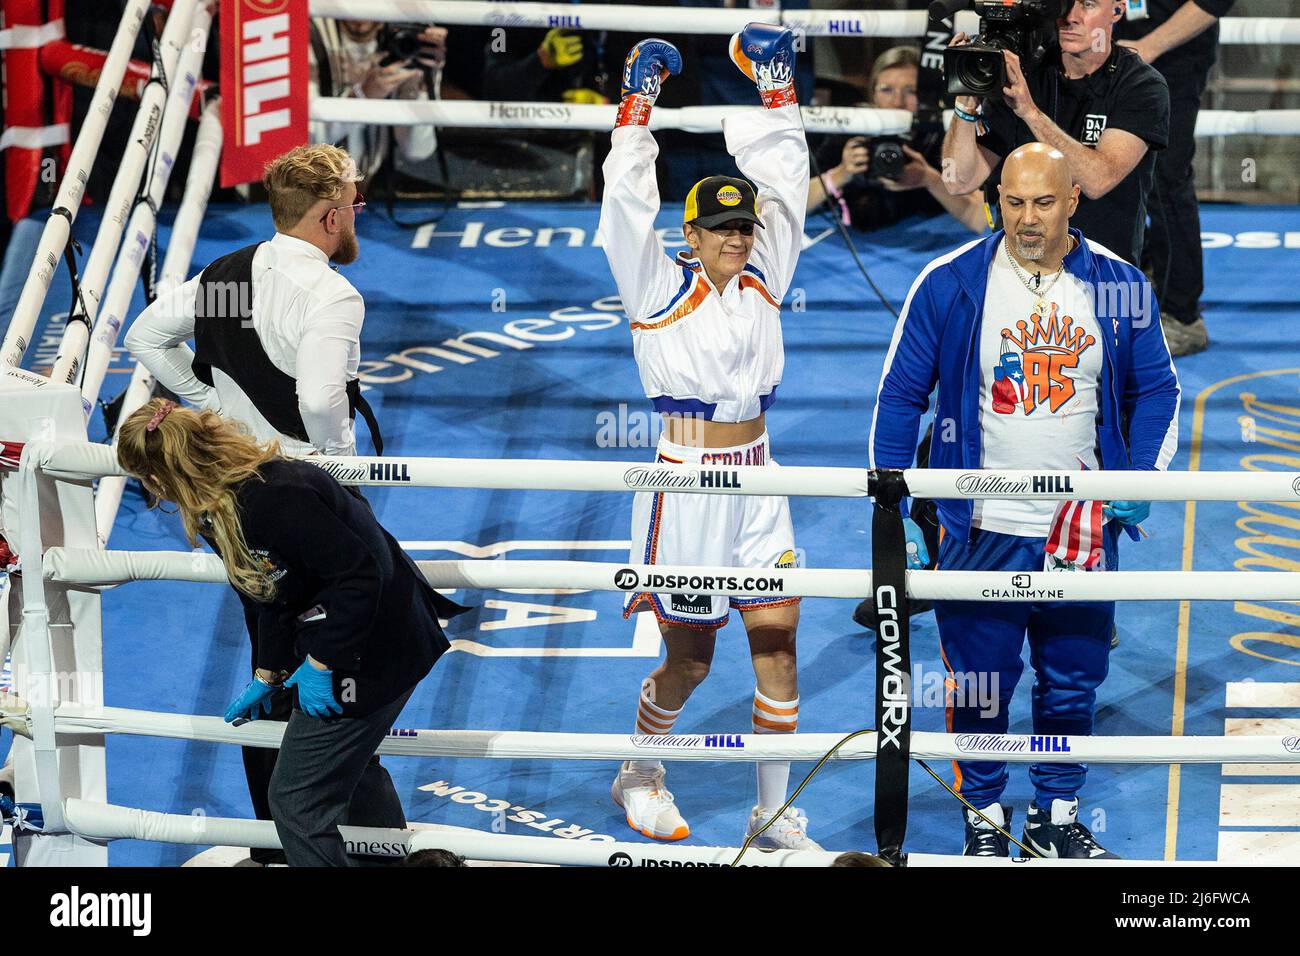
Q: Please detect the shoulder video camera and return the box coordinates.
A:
[931,0,1065,99]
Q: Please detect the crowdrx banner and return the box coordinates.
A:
[219,0,309,187]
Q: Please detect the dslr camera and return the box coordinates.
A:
[932,0,1066,99]
[867,136,907,182]
[377,22,430,67]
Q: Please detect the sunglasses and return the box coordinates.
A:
[704,220,756,237]
[320,191,366,224]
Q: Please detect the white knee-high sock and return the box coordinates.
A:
[628,684,683,775]
[752,688,798,809]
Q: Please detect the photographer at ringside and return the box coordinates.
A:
[941,0,1170,266]
[309,18,446,182]
[807,47,986,234]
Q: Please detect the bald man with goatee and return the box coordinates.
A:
[870,142,1181,860]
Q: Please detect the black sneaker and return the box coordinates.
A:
[853,596,933,632]
[963,804,1013,857]
[1023,799,1120,859]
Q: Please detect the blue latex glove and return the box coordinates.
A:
[1104,500,1150,524]
[285,658,342,718]
[904,516,930,570]
[1103,500,1149,542]
[224,676,279,723]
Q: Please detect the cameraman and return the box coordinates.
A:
[1117,0,1235,355]
[941,0,1170,266]
[808,47,986,234]
[308,18,446,182]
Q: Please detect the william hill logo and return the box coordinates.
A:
[369,462,411,482]
[1001,306,1098,414]
[826,18,865,33]
[699,470,740,489]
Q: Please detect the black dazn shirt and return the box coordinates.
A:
[977,45,1170,264]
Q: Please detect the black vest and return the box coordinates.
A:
[192,242,383,453]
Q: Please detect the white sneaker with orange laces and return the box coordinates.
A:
[611,762,690,841]
[746,805,822,850]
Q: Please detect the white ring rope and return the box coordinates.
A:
[310,1,1299,45]
[38,546,1300,604]
[16,439,1300,502]
[310,99,916,136]
[62,799,841,866]
[309,97,1300,138]
[45,0,203,389]
[62,798,1221,865]
[3,702,1293,764]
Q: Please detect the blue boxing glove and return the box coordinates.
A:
[616,39,682,127]
[285,657,343,718]
[224,675,279,723]
[904,516,930,570]
[728,22,797,108]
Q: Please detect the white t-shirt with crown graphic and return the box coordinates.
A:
[974,240,1106,537]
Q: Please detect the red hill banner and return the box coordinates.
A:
[219,0,309,187]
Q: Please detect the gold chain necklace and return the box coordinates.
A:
[1004,236,1074,315]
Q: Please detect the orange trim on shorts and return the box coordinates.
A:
[731,596,801,611]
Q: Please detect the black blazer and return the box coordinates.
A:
[229,458,468,717]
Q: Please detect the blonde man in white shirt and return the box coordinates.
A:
[126,144,380,459]
[599,26,819,850]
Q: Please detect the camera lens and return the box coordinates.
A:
[956,50,1002,97]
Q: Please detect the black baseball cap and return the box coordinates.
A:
[684,176,764,229]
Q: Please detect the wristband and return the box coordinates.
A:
[953,103,981,123]
[820,173,851,227]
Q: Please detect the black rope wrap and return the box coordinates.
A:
[870,468,912,866]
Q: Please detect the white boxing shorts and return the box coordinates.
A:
[623,431,800,630]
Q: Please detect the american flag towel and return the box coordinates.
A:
[1044,462,1104,571]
